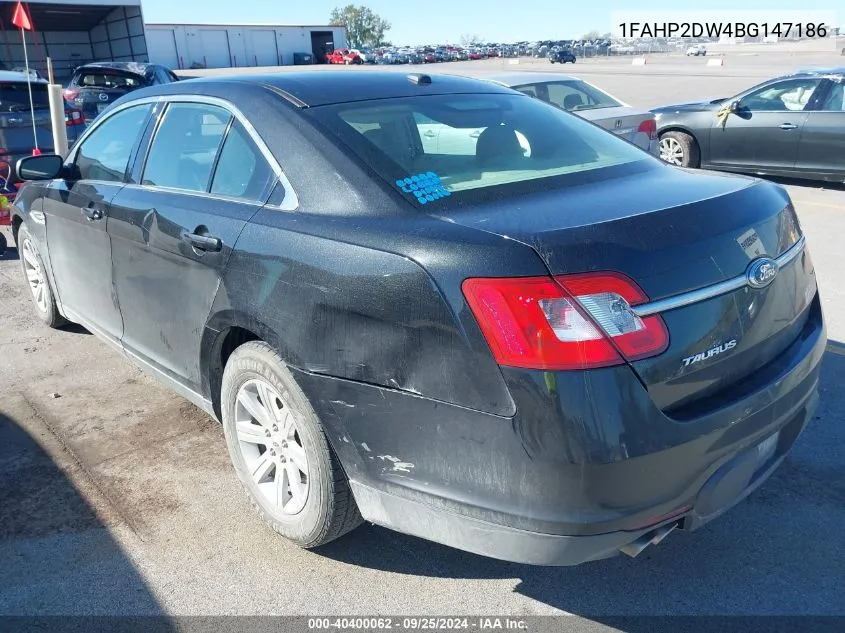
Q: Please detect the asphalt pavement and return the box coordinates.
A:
[1,52,843,626]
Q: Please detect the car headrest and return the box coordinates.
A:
[476,125,524,166]
[563,93,583,110]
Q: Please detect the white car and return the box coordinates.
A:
[686,44,707,56]
[483,73,660,155]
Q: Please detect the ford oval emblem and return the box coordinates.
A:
[746,257,779,289]
[99,93,109,102]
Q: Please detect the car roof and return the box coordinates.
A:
[792,67,845,78]
[179,71,518,107]
[76,61,159,76]
[483,72,579,87]
[0,70,47,83]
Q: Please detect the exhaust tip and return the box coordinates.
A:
[620,522,679,558]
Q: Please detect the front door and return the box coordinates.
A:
[108,101,276,390]
[42,103,152,342]
[794,78,845,178]
[707,77,824,173]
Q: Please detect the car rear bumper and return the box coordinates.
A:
[292,295,825,565]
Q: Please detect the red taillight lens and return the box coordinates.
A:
[65,109,83,126]
[63,88,79,101]
[638,118,658,140]
[462,273,669,370]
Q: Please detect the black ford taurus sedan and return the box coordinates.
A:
[654,68,845,183]
[10,71,825,565]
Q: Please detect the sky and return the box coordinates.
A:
[140,1,842,45]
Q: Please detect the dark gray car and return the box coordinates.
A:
[9,72,825,566]
[653,68,845,183]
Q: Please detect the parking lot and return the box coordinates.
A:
[1,52,844,624]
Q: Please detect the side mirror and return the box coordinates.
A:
[729,100,741,113]
[16,154,64,181]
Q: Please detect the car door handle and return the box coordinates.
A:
[183,231,222,252]
[778,123,798,130]
[423,130,436,138]
[82,206,103,221]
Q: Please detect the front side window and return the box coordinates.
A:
[142,103,232,192]
[740,78,823,112]
[313,92,647,196]
[74,104,151,182]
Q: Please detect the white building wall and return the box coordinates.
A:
[145,24,346,69]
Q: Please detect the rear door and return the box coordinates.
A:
[42,103,153,342]
[108,100,277,391]
[793,77,845,178]
[707,77,824,172]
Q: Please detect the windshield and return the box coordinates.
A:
[311,92,647,198]
[0,81,49,111]
[513,80,622,111]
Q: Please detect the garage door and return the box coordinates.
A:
[199,30,231,68]
[147,30,179,69]
[250,30,278,66]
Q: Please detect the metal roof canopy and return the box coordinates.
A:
[0,1,135,32]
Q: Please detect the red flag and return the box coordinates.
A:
[12,2,33,31]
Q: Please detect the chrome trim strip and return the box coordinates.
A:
[633,236,806,317]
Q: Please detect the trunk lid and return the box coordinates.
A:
[578,106,651,144]
[0,81,53,154]
[435,164,816,412]
[0,109,54,152]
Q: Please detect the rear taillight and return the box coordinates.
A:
[638,118,658,141]
[63,88,79,101]
[462,273,669,370]
[65,109,83,126]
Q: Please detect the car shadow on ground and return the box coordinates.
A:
[0,408,169,620]
[316,345,845,619]
[762,176,845,193]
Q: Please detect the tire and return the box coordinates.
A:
[0,231,6,257]
[658,131,700,168]
[17,224,66,328]
[221,341,363,548]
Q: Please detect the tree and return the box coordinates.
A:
[329,5,391,48]
[460,33,482,46]
[582,30,601,41]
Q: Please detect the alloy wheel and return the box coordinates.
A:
[22,239,48,313]
[234,378,309,515]
[659,137,685,165]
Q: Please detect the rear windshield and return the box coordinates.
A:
[311,93,647,198]
[75,71,146,89]
[513,80,623,111]
[0,81,49,111]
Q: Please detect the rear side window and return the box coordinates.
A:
[75,71,145,89]
[75,104,151,182]
[314,93,647,196]
[210,121,275,200]
[142,103,232,192]
[0,81,49,111]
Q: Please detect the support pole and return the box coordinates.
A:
[48,83,69,157]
